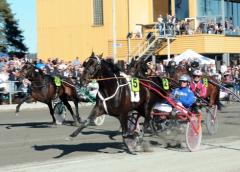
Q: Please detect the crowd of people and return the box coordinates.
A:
[156,14,239,36]
[0,56,83,104]
[146,58,240,96]
[0,55,239,105]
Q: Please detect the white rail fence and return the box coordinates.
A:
[0,81,25,105]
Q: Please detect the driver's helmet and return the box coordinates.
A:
[191,61,199,68]
[179,74,191,82]
[193,70,203,76]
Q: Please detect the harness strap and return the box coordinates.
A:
[97,74,129,114]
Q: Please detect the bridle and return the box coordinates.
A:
[20,64,48,88]
[83,55,102,80]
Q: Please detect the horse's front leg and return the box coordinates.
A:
[121,113,141,154]
[15,95,32,116]
[47,102,56,125]
[67,104,104,139]
[73,100,82,123]
[61,98,80,127]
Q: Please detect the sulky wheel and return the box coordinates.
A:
[53,102,66,125]
[206,105,218,135]
[185,116,202,152]
[92,115,106,126]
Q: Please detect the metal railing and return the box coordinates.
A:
[129,22,175,62]
[0,80,24,105]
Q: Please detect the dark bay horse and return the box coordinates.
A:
[68,53,164,153]
[16,63,81,126]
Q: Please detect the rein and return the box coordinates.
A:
[140,80,202,135]
[62,80,76,88]
[209,79,240,102]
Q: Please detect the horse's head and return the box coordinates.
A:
[81,52,103,86]
[81,52,120,86]
[128,58,148,78]
[16,62,33,78]
[17,62,43,80]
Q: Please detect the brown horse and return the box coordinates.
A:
[68,53,165,153]
[16,63,82,126]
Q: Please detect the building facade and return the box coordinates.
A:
[37,0,240,64]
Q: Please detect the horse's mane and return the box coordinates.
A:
[131,59,149,78]
[103,59,121,75]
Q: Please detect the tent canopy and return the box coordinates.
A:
[174,49,215,65]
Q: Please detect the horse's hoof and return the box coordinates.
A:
[142,141,153,152]
[135,145,143,152]
[65,136,74,141]
[73,122,80,127]
[56,121,63,125]
[78,118,84,123]
[123,137,138,154]
[51,122,58,126]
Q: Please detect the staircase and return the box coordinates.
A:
[129,23,176,62]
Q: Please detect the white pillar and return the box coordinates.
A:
[222,53,230,66]
[127,37,131,63]
[152,55,156,66]
[167,38,171,60]
[112,0,117,63]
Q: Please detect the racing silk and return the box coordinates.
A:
[190,81,207,98]
[172,87,196,108]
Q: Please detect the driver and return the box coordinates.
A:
[171,74,196,108]
[190,70,207,98]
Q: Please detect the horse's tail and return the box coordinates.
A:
[215,87,222,111]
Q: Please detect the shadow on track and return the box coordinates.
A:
[33,142,125,158]
[202,143,240,151]
[0,122,55,129]
[81,128,121,141]
[0,121,80,129]
[223,121,240,125]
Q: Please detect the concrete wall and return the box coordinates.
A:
[37,0,157,62]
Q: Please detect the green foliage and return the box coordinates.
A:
[0,0,28,54]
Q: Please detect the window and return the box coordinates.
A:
[197,0,221,17]
[175,0,189,20]
[93,0,104,26]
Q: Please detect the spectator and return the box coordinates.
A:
[220,62,227,75]
[156,62,164,75]
[157,14,164,35]
[72,56,81,66]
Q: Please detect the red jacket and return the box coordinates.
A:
[190,81,207,98]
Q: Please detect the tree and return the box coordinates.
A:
[0,0,28,54]
[0,10,7,52]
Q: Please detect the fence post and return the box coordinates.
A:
[9,92,12,104]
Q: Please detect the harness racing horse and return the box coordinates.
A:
[68,53,164,153]
[16,63,81,126]
[128,58,181,128]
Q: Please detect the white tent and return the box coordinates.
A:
[174,49,215,65]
